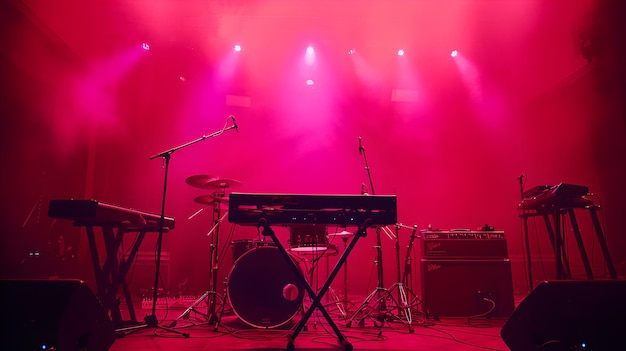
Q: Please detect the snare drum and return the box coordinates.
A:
[288,224,328,252]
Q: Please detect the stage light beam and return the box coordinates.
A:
[305,45,316,66]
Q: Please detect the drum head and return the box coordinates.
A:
[227,247,304,328]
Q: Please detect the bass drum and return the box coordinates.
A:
[227,246,304,328]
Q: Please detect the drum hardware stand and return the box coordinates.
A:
[326,287,347,319]
[400,224,418,291]
[400,223,425,320]
[327,231,352,319]
[297,238,330,329]
[120,116,237,336]
[317,245,347,322]
[168,199,230,331]
[206,199,226,327]
[384,224,422,332]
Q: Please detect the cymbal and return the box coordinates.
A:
[185,175,242,189]
[185,174,218,189]
[328,230,353,237]
[194,195,229,205]
[203,178,242,189]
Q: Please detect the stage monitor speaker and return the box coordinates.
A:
[0,279,115,351]
[421,259,515,317]
[501,280,626,351]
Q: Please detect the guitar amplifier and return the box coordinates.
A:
[421,230,508,259]
[421,259,515,317]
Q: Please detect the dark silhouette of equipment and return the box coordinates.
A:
[1,279,115,351]
[501,280,626,351]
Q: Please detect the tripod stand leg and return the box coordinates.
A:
[168,290,210,327]
[346,287,384,327]
[116,314,189,338]
[212,278,230,331]
[396,283,413,333]
[328,287,347,319]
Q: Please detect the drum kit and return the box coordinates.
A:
[171,174,354,329]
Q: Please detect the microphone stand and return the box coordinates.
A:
[117,117,237,336]
[347,137,402,331]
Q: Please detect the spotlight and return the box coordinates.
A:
[234,44,242,52]
[348,48,356,55]
[305,79,315,86]
[397,49,405,56]
[305,45,316,66]
[450,49,458,57]
[142,42,150,51]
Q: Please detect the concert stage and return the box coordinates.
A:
[108,303,510,351]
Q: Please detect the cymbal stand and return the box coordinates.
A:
[333,235,350,319]
[168,194,229,330]
[206,188,226,327]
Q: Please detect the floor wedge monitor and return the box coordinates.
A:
[1,279,115,351]
[501,280,626,351]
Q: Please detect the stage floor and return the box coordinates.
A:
[109,300,510,351]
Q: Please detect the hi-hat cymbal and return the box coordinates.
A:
[185,174,219,189]
[203,178,242,189]
[194,195,229,205]
[328,230,353,237]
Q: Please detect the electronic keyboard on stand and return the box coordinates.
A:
[49,199,175,328]
[518,183,616,290]
[228,193,397,351]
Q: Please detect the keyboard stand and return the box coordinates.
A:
[519,204,617,289]
[259,218,371,351]
[76,221,168,328]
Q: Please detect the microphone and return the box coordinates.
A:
[517,174,525,182]
[358,137,363,155]
[230,115,239,133]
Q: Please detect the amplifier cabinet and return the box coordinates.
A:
[420,259,515,318]
[421,231,508,259]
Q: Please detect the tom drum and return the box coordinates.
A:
[230,239,275,263]
[288,224,328,252]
